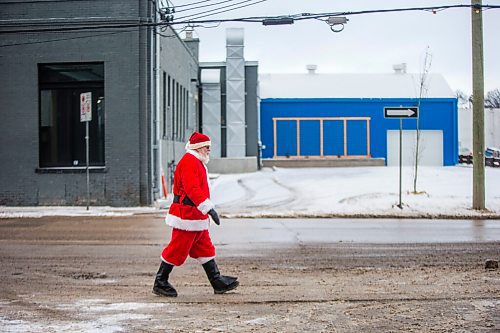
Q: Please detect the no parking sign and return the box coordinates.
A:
[80,92,92,122]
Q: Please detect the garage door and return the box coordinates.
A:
[386,130,443,166]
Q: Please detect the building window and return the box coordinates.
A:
[180,86,185,141]
[38,63,105,168]
[167,75,172,139]
[184,89,188,140]
[171,79,176,140]
[162,71,167,138]
[175,81,180,140]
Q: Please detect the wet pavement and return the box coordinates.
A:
[211,218,500,247]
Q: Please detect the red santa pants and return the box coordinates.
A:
[161,228,216,266]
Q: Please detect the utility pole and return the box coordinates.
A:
[471,0,485,210]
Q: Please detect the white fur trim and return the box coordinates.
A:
[197,198,214,215]
[185,141,211,150]
[187,149,201,160]
[160,257,176,266]
[196,256,215,264]
[165,214,210,231]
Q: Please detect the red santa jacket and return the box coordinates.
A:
[165,150,214,231]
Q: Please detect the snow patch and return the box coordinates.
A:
[0,299,172,333]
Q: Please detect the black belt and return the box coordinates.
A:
[173,194,196,207]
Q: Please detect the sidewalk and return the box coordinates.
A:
[1,166,500,219]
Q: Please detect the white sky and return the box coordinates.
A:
[172,0,500,95]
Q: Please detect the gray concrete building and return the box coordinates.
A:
[0,0,199,206]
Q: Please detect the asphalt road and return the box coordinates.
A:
[0,216,499,332]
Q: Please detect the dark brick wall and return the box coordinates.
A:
[0,0,152,206]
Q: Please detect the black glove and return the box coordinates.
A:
[208,209,220,225]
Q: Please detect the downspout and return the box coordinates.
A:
[151,0,161,201]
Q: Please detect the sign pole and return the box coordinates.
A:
[398,118,403,209]
[86,122,90,211]
[383,106,419,209]
[80,92,92,211]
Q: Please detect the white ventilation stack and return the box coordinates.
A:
[225,28,246,157]
[393,63,407,74]
[306,64,317,74]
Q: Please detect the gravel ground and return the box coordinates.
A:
[0,215,499,332]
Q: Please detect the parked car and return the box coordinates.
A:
[485,147,500,158]
[459,147,500,167]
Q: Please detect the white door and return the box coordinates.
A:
[387,130,443,166]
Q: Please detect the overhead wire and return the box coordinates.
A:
[174,0,238,14]
[171,3,500,25]
[0,4,499,36]
[175,0,267,21]
[156,25,189,38]
[172,0,213,9]
[291,4,497,22]
[0,29,137,47]
[179,1,268,21]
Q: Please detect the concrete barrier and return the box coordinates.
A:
[208,157,258,174]
[262,158,385,168]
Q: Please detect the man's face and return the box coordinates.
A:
[199,146,211,156]
[197,146,211,164]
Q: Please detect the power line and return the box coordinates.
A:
[293,4,499,22]
[156,25,189,38]
[174,3,500,24]
[174,0,237,14]
[175,0,267,20]
[171,0,213,9]
[183,0,268,21]
[0,29,136,48]
[0,22,158,34]
[179,0,268,21]
[0,4,498,34]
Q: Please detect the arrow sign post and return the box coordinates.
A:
[384,107,418,118]
[383,106,419,209]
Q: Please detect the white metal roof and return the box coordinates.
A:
[259,73,456,99]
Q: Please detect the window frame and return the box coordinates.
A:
[37,62,106,172]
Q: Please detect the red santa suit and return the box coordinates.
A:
[161,133,216,266]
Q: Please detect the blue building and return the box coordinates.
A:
[259,69,458,166]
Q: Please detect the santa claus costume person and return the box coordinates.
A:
[153,132,239,297]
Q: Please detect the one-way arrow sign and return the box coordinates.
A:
[384,107,419,118]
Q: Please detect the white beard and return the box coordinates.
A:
[200,153,210,165]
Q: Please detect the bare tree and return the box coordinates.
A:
[412,47,432,194]
[485,89,500,109]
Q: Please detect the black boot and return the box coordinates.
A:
[152,262,178,297]
[202,259,239,294]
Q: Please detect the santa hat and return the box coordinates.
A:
[185,132,211,150]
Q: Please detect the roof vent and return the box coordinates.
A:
[306,64,317,74]
[393,63,407,74]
